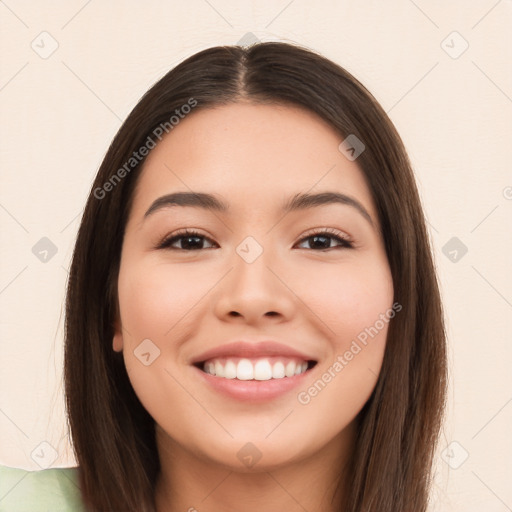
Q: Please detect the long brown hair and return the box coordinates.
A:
[64,41,447,511]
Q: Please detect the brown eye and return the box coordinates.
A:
[157,230,216,251]
[295,228,354,251]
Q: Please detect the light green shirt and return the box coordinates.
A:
[0,464,86,511]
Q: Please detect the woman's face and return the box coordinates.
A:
[113,102,394,470]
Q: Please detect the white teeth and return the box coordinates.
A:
[285,361,296,377]
[237,359,254,380]
[224,360,237,379]
[293,362,308,375]
[254,359,272,380]
[272,361,285,379]
[202,357,311,380]
[215,361,225,378]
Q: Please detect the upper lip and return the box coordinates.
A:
[190,340,317,365]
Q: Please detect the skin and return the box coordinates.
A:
[112,102,394,512]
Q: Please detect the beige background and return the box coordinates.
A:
[1,1,511,510]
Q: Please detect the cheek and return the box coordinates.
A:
[116,261,209,434]
[296,257,393,397]
[116,259,215,406]
[118,259,210,340]
[292,262,394,428]
[295,255,394,342]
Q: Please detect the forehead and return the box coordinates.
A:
[130,102,376,220]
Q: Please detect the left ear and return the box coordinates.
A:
[112,316,124,352]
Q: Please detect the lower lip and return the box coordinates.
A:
[193,365,313,402]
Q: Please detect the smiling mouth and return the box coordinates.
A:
[194,357,318,381]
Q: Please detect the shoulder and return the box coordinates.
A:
[0,463,86,512]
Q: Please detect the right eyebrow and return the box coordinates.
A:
[144,191,229,218]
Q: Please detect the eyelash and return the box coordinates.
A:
[156,227,354,251]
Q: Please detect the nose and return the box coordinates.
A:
[213,245,296,326]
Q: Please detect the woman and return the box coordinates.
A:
[1,41,447,511]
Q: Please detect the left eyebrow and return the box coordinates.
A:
[143,190,375,228]
[282,191,374,228]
